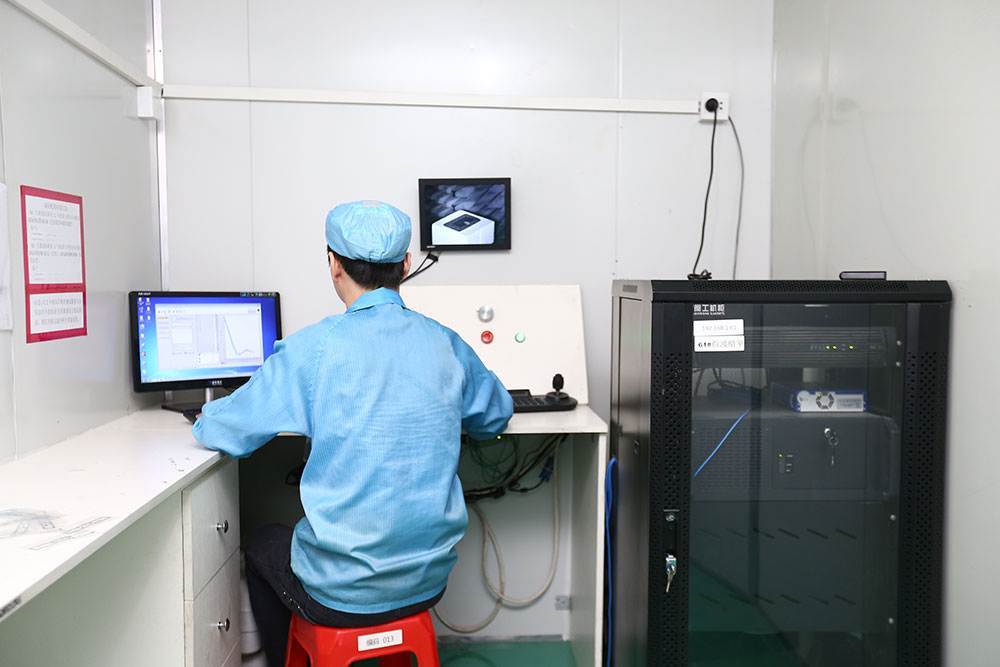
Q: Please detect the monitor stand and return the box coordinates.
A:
[162,387,216,415]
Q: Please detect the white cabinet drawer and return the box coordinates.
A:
[186,550,241,667]
[184,460,240,598]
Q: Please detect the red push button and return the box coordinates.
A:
[481,330,494,344]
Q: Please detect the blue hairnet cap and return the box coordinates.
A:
[325,200,411,263]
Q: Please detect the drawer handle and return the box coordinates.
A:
[215,618,231,632]
[215,520,230,534]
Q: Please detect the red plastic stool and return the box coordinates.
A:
[284,610,440,666]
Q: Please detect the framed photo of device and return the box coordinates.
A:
[418,177,511,251]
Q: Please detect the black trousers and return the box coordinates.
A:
[244,524,445,667]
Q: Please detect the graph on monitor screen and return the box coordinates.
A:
[155,303,264,371]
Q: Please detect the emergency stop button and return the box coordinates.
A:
[481,330,494,344]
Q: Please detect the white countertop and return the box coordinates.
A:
[505,404,607,435]
[0,409,222,622]
[0,404,606,623]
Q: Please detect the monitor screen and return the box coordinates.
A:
[130,291,281,392]
[418,178,511,251]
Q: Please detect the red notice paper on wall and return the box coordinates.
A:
[20,186,87,343]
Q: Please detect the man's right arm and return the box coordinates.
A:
[192,322,326,457]
[451,334,514,440]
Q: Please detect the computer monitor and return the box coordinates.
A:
[129,291,281,392]
[418,177,512,251]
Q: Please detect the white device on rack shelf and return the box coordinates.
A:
[773,383,868,413]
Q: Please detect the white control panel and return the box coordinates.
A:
[401,285,589,404]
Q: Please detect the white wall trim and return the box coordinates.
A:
[5,0,160,88]
[151,0,169,289]
[161,84,700,115]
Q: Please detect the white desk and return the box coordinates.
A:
[0,409,239,667]
[0,406,607,667]
[0,409,220,620]
[503,405,607,436]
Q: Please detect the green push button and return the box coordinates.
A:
[514,332,526,343]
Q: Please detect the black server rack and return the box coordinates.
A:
[609,280,950,667]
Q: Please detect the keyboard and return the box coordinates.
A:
[508,389,578,413]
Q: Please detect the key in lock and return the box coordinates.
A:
[824,427,839,467]
[665,554,678,593]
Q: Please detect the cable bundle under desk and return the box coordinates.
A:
[435,433,567,634]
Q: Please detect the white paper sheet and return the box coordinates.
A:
[23,193,83,285]
[0,183,12,330]
[28,292,84,334]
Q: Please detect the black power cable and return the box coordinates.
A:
[401,251,440,284]
[689,99,719,280]
[463,434,565,502]
[404,253,431,282]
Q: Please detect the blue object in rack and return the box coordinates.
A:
[693,409,752,478]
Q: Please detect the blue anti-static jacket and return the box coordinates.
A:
[193,288,513,613]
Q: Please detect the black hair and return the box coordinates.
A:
[327,246,406,290]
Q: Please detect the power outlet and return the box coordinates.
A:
[700,92,730,121]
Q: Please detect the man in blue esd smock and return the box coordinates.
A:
[193,200,513,666]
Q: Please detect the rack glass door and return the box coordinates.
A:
[688,302,904,667]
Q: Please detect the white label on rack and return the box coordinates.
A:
[358,629,403,652]
[693,318,744,337]
[695,335,745,352]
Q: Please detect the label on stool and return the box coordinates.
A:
[358,629,403,652]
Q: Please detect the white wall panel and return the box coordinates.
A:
[620,0,774,101]
[249,102,617,411]
[0,325,12,463]
[161,0,249,85]
[771,0,826,277]
[247,0,618,97]
[163,1,777,424]
[0,84,14,464]
[164,100,253,291]
[615,110,771,281]
[0,3,160,458]
[39,0,153,74]
[772,1,1000,663]
[617,0,774,279]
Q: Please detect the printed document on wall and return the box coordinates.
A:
[0,183,12,330]
[20,186,87,343]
